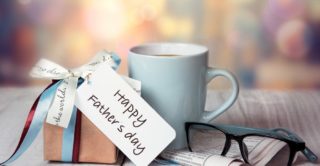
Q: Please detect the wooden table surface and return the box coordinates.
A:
[0,87,319,166]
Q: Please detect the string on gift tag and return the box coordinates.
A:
[85,73,92,85]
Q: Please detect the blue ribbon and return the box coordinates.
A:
[61,106,78,162]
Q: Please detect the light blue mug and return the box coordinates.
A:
[128,43,239,149]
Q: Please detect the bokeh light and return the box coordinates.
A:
[0,0,319,89]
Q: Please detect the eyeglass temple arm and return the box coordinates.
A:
[272,128,318,163]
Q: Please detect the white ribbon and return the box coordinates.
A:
[30,50,119,128]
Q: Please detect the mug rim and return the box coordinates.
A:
[129,42,208,59]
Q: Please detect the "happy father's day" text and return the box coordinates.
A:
[87,89,147,155]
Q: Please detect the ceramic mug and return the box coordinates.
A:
[128,43,239,149]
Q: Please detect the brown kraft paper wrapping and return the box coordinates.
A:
[43,114,118,164]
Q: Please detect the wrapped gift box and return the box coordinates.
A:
[0,51,124,165]
[44,114,118,164]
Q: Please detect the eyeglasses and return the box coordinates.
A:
[185,122,318,166]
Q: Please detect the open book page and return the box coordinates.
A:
[160,149,246,166]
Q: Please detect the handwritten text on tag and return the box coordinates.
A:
[75,64,175,166]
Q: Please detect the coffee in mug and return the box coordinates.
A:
[153,54,180,57]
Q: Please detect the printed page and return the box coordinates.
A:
[160,150,246,166]
[189,135,289,166]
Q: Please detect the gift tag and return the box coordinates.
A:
[75,64,176,166]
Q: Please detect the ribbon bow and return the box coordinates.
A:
[30,50,120,128]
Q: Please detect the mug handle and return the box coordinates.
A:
[200,67,239,122]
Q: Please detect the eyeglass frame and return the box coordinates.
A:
[185,122,318,166]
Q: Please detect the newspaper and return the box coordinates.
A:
[160,136,292,166]
[160,150,246,166]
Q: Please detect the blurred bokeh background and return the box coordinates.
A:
[0,0,320,89]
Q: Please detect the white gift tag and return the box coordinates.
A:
[75,64,176,166]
